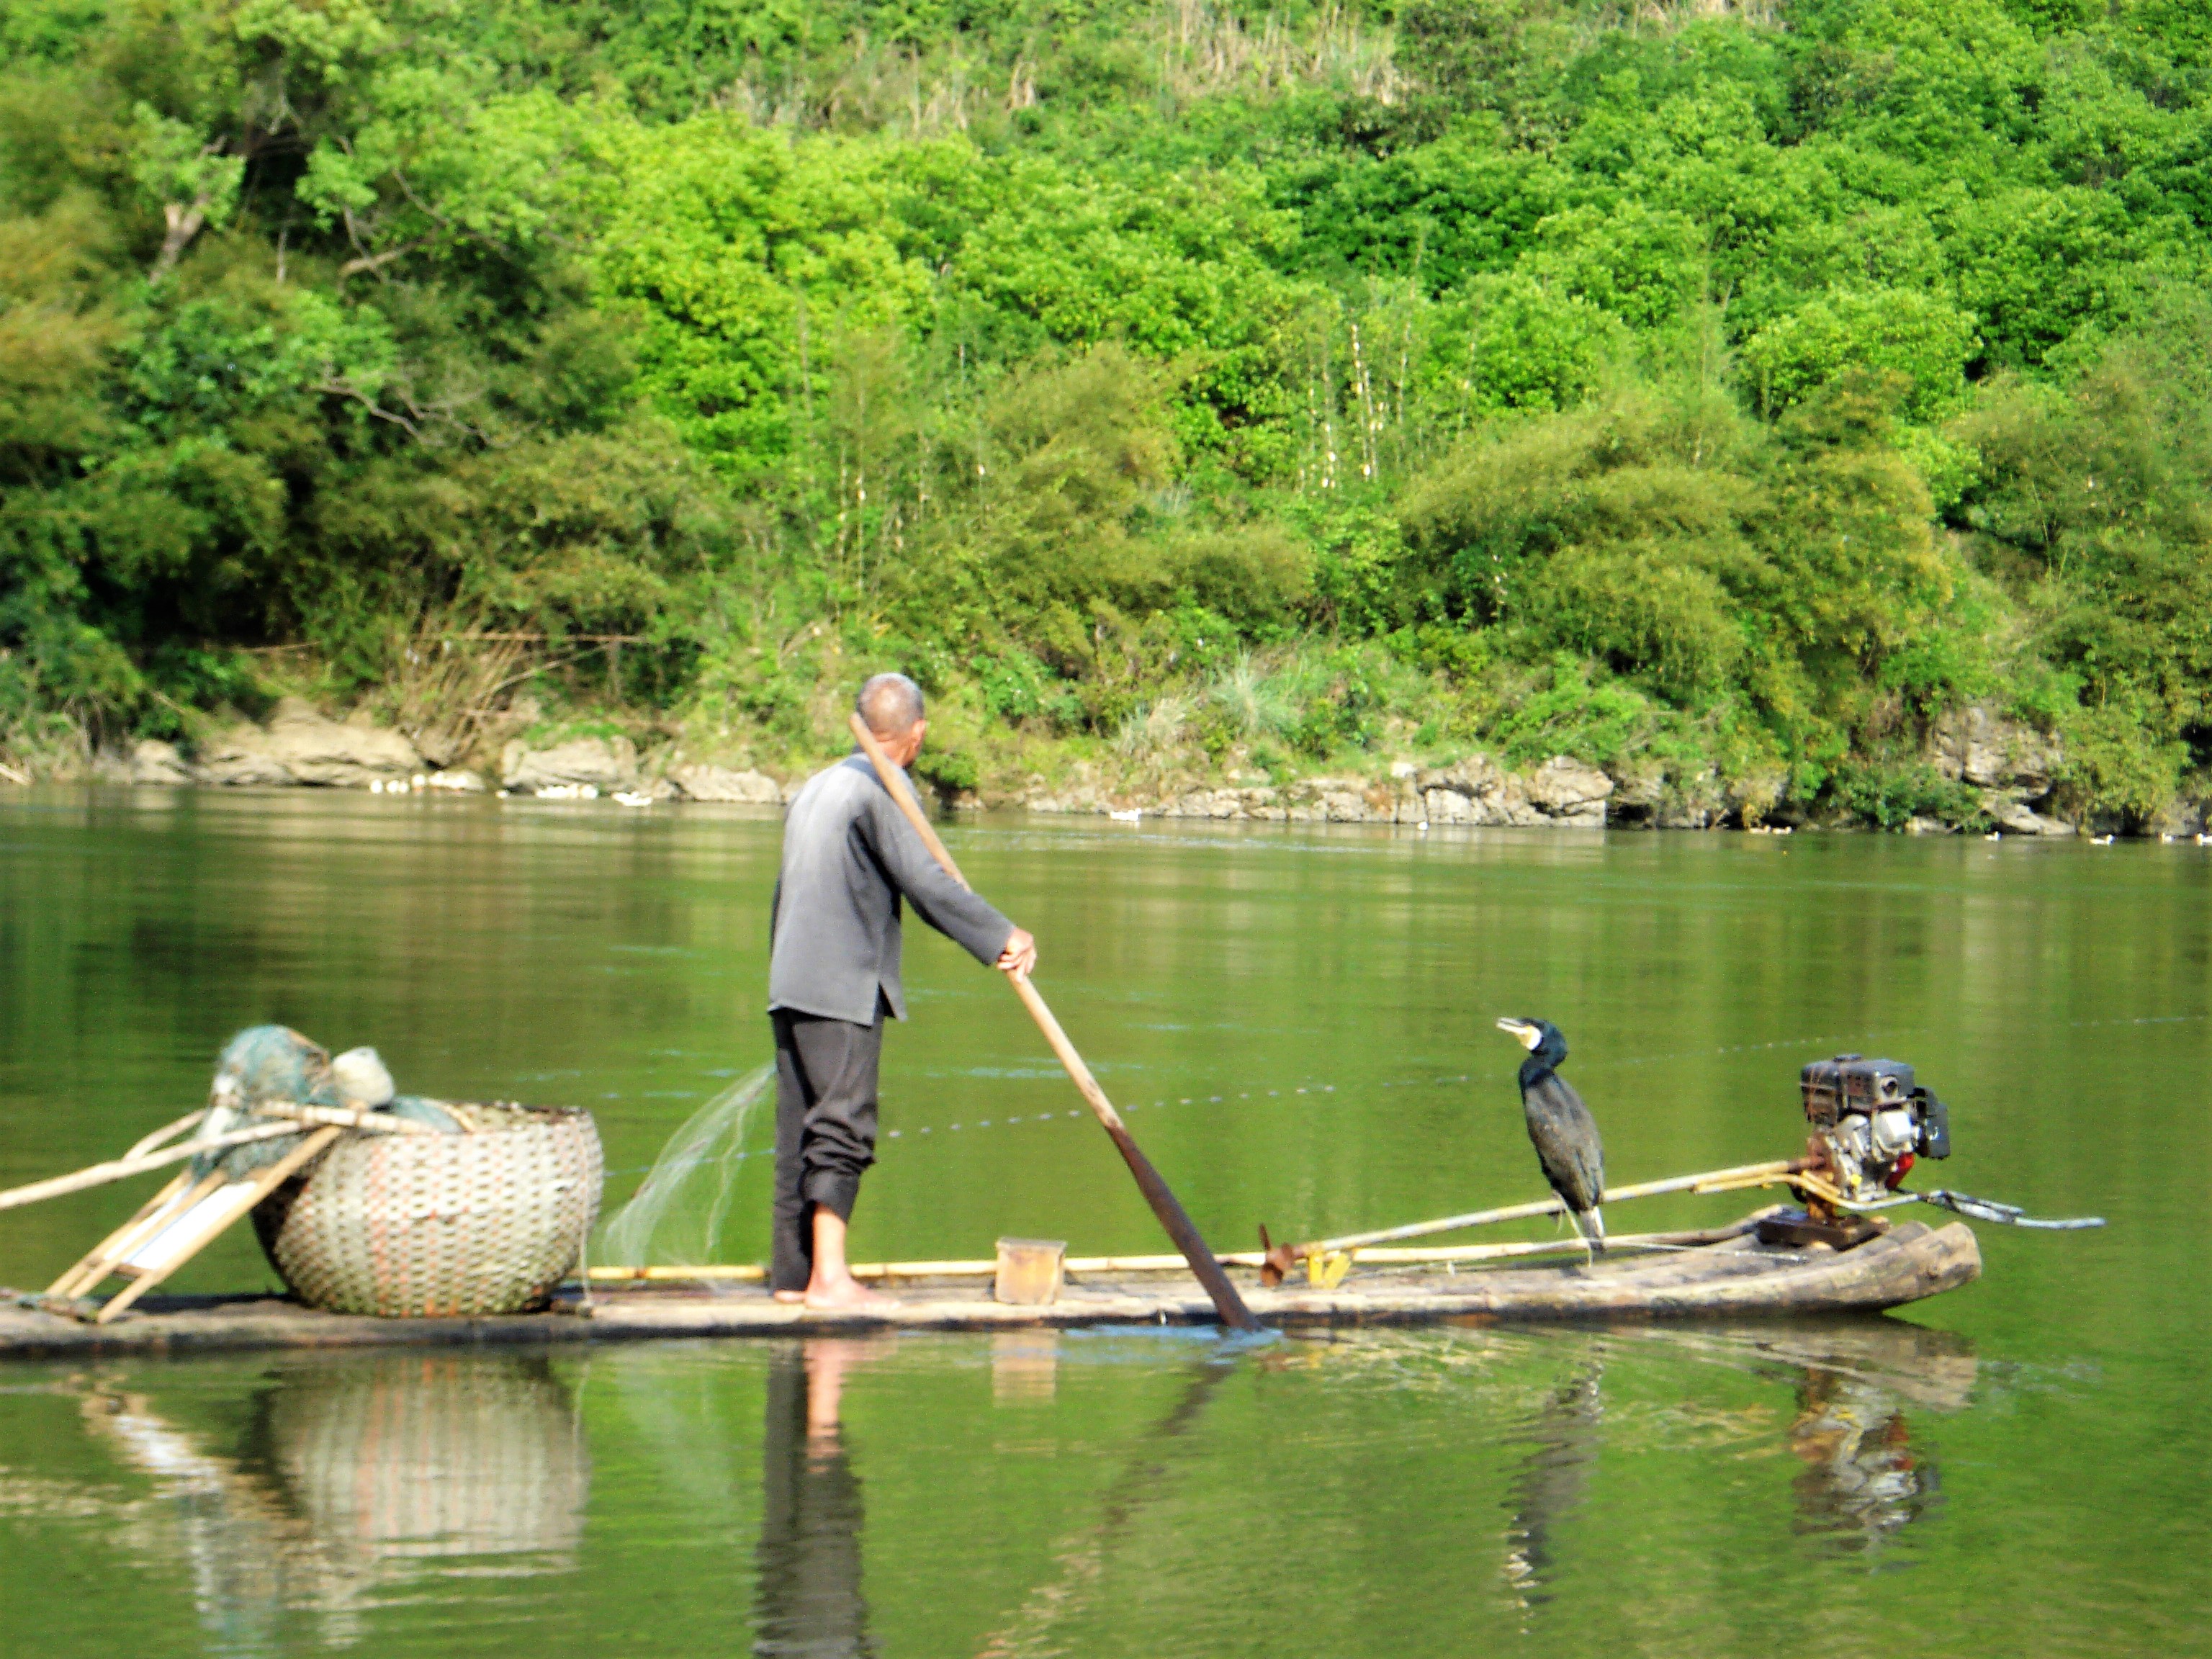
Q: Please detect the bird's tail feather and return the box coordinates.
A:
[1571,1207,1606,1255]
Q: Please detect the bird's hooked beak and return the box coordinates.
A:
[1495,1017,1543,1052]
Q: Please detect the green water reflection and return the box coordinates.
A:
[0,788,2207,1655]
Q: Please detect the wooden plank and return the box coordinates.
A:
[45,1171,216,1298]
[91,1128,342,1323]
[117,1179,271,1274]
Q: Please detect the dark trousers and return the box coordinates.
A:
[770,1005,885,1293]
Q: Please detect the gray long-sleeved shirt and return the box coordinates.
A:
[768,754,1015,1024]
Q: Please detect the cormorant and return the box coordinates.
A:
[1496,1018,1606,1256]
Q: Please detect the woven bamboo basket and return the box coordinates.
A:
[253,1104,603,1317]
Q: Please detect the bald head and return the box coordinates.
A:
[857,673,925,737]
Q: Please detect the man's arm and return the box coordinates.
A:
[859,781,1017,966]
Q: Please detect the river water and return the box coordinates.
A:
[0,787,2204,1656]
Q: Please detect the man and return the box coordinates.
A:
[768,673,1037,1308]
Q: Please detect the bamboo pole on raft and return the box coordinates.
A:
[846,711,1262,1332]
[0,1102,436,1215]
[1289,1158,1812,1257]
[583,1218,1773,1284]
[581,1148,1809,1289]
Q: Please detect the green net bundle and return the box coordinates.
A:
[199,1026,461,1178]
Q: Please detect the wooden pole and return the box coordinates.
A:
[0,1102,434,1215]
[0,1122,306,1213]
[251,1101,439,1137]
[846,711,1262,1332]
[125,1108,209,1161]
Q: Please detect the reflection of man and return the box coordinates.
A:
[755,1341,875,1658]
[768,673,1037,1308]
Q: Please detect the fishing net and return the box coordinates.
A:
[598,1064,774,1267]
[196,1026,341,1179]
[199,1026,460,1179]
[387,1096,464,1133]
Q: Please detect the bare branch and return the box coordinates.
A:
[313,374,500,449]
[148,186,215,282]
[338,235,433,277]
[313,377,423,437]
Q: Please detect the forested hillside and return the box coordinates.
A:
[6,0,2212,826]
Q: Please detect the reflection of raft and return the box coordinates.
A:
[0,1218,1978,1356]
[70,1351,588,1648]
[266,1353,588,1564]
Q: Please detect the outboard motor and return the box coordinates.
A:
[1799,1056,1950,1206]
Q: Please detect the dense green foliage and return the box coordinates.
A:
[7,0,2212,824]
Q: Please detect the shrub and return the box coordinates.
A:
[1743,289,1979,423]
[1827,763,1989,830]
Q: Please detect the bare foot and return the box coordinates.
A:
[804,1277,894,1310]
[773,1289,807,1305]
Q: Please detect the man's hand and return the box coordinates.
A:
[997,928,1038,977]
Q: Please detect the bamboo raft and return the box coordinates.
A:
[0,1215,1979,1358]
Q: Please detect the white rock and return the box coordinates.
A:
[1424,788,1474,824]
[1164,789,1249,819]
[1323,788,1374,822]
[1932,705,2061,793]
[193,729,299,786]
[1281,776,1398,822]
[501,735,639,794]
[196,698,426,787]
[1414,756,1552,825]
[1524,756,1613,826]
[1982,792,2077,836]
[667,763,782,804]
[127,739,193,786]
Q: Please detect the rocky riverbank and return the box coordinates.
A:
[34,695,2189,837]
[94,699,792,807]
[88,701,1614,826]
